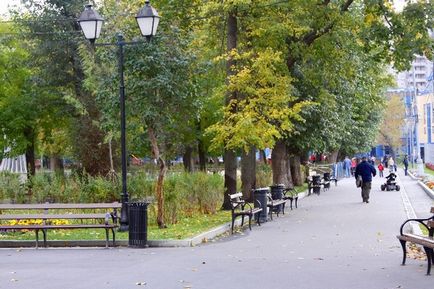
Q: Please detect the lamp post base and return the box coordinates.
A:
[417,158,424,177]
[119,224,129,232]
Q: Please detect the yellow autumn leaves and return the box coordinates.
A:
[208,48,311,152]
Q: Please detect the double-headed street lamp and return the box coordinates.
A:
[78,1,160,231]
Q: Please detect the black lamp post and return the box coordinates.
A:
[78,1,160,231]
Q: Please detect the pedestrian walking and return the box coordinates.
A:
[378,162,384,177]
[350,158,357,176]
[388,157,395,172]
[355,156,376,203]
[403,155,409,176]
[343,156,352,177]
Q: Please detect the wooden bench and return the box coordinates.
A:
[0,203,121,248]
[396,207,434,275]
[228,193,262,234]
[266,193,287,220]
[282,187,299,210]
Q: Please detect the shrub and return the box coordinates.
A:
[256,164,272,187]
[0,170,224,226]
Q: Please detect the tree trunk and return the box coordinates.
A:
[50,156,64,176]
[271,140,291,187]
[198,139,206,172]
[148,127,167,228]
[289,155,303,186]
[285,149,294,188]
[223,150,237,210]
[328,150,339,164]
[24,127,36,177]
[241,146,256,202]
[222,9,239,210]
[182,146,194,172]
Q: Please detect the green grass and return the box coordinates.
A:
[424,166,434,176]
[0,210,232,241]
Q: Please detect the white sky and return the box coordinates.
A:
[0,0,20,18]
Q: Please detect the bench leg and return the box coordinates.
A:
[231,216,236,234]
[248,214,252,231]
[268,207,273,220]
[256,212,261,226]
[35,230,39,249]
[42,229,47,248]
[399,239,407,265]
[241,215,245,227]
[282,203,285,215]
[423,247,432,275]
[295,197,298,208]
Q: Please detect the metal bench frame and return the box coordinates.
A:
[396,207,434,275]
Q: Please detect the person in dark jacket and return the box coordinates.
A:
[403,155,409,176]
[355,156,377,203]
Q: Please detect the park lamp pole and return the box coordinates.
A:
[78,1,160,231]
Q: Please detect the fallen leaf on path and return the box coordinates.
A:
[135,282,146,286]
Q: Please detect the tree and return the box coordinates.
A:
[377,93,406,157]
[15,0,111,176]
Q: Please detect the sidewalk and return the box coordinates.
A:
[0,172,433,289]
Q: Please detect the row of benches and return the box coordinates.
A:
[0,203,121,248]
[228,187,299,234]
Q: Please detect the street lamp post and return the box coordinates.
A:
[78,1,160,231]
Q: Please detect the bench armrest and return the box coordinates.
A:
[399,216,434,235]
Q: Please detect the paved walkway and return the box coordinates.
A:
[1,169,433,289]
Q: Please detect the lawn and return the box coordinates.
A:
[0,210,232,241]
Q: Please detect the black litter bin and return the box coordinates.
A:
[128,202,149,248]
[270,184,285,213]
[323,172,331,189]
[312,175,322,195]
[254,188,269,223]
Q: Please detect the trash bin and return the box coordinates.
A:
[254,188,269,223]
[312,175,322,195]
[270,184,285,213]
[128,202,149,248]
[270,184,285,199]
[323,172,331,189]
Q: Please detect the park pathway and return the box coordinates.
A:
[1,169,433,289]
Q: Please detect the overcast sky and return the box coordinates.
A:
[0,0,20,18]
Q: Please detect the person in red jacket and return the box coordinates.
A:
[377,162,384,177]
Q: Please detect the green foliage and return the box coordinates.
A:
[0,172,28,203]
[256,164,272,188]
[0,171,224,225]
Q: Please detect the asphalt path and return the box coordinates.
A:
[1,169,433,289]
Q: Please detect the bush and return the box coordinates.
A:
[0,170,224,226]
[0,172,28,203]
[256,164,272,187]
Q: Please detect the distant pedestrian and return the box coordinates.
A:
[388,157,395,172]
[350,158,357,176]
[378,162,384,177]
[343,156,352,177]
[403,155,409,176]
[355,156,377,203]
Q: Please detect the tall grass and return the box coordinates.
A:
[0,171,224,225]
